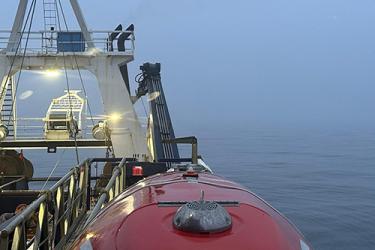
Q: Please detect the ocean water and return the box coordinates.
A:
[24,127,375,250]
[195,127,375,250]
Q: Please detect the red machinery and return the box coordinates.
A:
[72,170,312,250]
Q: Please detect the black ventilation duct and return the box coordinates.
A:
[107,24,122,52]
[118,24,134,52]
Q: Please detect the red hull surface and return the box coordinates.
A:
[72,172,312,250]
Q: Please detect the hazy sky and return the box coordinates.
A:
[1,0,374,133]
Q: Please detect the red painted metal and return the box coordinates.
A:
[131,166,143,176]
[72,172,312,250]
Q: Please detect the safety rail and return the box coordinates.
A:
[84,157,126,228]
[0,161,90,249]
[0,30,135,55]
[0,154,206,249]
[0,157,131,249]
[4,117,110,140]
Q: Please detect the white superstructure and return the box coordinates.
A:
[0,0,149,159]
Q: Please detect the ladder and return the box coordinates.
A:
[1,77,16,138]
[42,0,58,53]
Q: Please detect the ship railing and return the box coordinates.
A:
[0,157,130,249]
[83,156,213,228]
[10,117,44,139]
[83,157,127,228]
[0,161,90,249]
[5,117,104,140]
[0,29,135,55]
[0,155,210,248]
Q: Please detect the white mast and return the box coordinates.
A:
[69,0,95,49]
[7,0,28,52]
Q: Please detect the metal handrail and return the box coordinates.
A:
[0,162,88,249]
[0,157,128,249]
[0,194,48,249]
[0,30,135,54]
[83,157,127,228]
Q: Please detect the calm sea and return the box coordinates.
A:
[25,127,375,250]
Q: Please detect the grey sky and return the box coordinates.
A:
[1,0,374,132]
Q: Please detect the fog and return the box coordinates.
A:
[1,0,374,133]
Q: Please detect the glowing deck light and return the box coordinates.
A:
[44,69,61,78]
[85,232,95,240]
[147,91,160,102]
[109,112,122,122]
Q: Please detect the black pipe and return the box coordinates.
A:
[117,24,134,52]
[107,24,122,52]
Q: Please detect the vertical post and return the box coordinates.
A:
[86,161,91,210]
[192,140,198,164]
[11,224,25,250]
[54,185,65,245]
[114,176,119,197]
[11,76,16,139]
[131,32,135,51]
[7,0,29,52]
[77,166,84,218]
[0,232,9,250]
[109,187,114,201]
[119,167,124,192]
[123,160,127,189]
[34,202,49,250]
[77,161,89,216]
[65,173,76,235]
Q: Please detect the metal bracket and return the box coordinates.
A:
[163,136,198,164]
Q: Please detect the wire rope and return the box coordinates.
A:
[56,0,95,127]
[54,0,80,164]
[40,148,66,190]
[5,0,37,127]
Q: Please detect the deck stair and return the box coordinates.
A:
[0,78,16,138]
